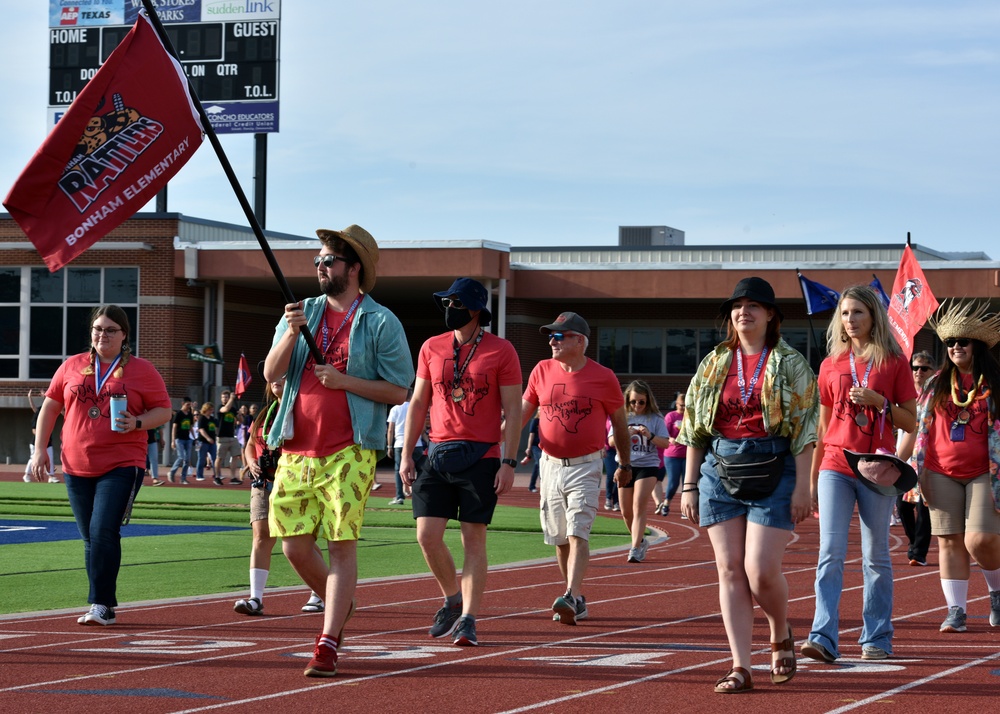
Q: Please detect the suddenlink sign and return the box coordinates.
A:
[205,1,276,15]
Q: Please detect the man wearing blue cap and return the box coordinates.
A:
[401,277,522,648]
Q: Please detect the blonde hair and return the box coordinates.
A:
[624,380,662,416]
[825,285,902,367]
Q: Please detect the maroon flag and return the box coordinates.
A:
[235,353,252,398]
[3,12,203,272]
[887,244,939,359]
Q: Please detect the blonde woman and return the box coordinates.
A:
[802,285,917,663]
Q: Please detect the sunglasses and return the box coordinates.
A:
[629,399,647,405]
[313,255,348,268]
[911,365,932,373]
[945,338,971,348]
[548,332,578,342]
[440,297,465,309]
[91,326,121,336]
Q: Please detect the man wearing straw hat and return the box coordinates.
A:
[263,224,414,677]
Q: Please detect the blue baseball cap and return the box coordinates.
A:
[433,278,492,326]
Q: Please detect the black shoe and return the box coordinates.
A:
[429,603,463,638]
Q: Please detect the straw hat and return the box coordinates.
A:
[931,299,1000,349]
[315,224,379,294]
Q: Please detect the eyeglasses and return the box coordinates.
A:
[313,254,348,268]
[91,326,121,336]
[629,399,647,405]
[911,365,932,373]
[945,338,971,348]
[440,297,465,309]
[548,332,577,342]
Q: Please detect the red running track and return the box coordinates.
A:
[2,490,999,714]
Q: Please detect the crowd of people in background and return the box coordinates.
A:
[22,233,1000,688]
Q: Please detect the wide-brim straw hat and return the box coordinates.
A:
[930,299,1000,349]
[315,224,379,294]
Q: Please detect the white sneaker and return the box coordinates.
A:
[22,474,32,483]
[79,604,116,626]
[48,476,61,483]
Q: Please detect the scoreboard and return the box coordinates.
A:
[48,0,280,134]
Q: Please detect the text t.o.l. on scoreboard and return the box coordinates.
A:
[48,0,281,135]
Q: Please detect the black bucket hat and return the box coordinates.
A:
[843,449,918,497]
[719,276,784,321]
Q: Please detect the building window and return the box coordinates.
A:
[0,267,139,381]
[597,326,724,375]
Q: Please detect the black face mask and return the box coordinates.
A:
[444,306,474,330]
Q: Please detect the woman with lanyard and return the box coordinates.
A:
[610,380,669,563]
[234,365,323,616]
[800,285,917,663]
[28,305,171,626]
[679,277,818,693]
[901,301,1000,633]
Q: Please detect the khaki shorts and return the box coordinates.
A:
[922,469,1000,536]
[250,484,270,523]
[539,454,601,545]
[268,445,376,541]
[217,437,242,465]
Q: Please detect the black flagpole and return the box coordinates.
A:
[795,268,823,367]
[140,0,324,364]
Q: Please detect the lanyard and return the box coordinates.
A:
[321,296,361,355]
[94,354,122,395]
[261,400,279,442]
[736,346,768,405]
[451,329,484,402]
[849,351,873,388]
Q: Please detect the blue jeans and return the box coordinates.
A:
[603,448,619,505]
[664,456,684,502]
[65,467,142,607]
[809,468,895,657]
[197,442,217,480]
[528,444,542,490]
[170,439,192,481]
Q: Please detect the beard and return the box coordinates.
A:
[320,272,349,298]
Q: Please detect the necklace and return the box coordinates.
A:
[452,328,484,402]
[950,371,988,411]
[849,351,874,427]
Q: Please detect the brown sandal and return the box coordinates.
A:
[714,666,753,693]
[770,625,796,684]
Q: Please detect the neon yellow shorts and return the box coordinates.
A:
[268,445,376,541]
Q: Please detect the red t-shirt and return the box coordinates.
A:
[283,307,355,456]
[417,331,522,459]
[524,358,624,459]
[924,372,990,479]
[818,351,916,476]
[46,353,171,477]
[714,349,767,439]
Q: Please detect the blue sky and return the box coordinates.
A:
[3,1,998,254]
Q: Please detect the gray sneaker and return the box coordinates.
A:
[552,592,580,625]
[452,616,478,646]
[990,591,1000,627]
[861,645,889,660]
[940,606,967,633]
[429,603,463,638]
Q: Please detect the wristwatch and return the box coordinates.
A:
[135,419,143,430]
[501,458,517,468]
[618,464,632,471]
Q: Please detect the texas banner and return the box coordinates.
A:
[3,11,204,272]
[887,244,939,359]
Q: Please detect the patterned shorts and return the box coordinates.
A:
[268,445,376,542]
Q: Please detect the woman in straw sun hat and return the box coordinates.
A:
[900,299,1000,633]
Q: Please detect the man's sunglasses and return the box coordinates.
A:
[945,338,971,348]
[911,365,932,373]
[440,297,465,309]
[548,332,578,342]
[314,255,348,268]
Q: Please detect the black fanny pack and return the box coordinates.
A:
[428,440,493,474]
[714,450,788,500]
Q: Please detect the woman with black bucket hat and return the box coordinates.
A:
[901,300,1000,633]
[801,285,917,664]
[679,277,818,692]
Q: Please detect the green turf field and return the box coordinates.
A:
[0,482,631,615]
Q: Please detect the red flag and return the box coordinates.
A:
[3,12,203,272]
[235,353,252,398]
[887,244,939,359]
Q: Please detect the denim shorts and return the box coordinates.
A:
[698,436,797,531]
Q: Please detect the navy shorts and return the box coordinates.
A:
[411,457,500,525]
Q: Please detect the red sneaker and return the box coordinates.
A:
[304,635,338,677]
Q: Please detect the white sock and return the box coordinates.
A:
[250,568,269,601]
[941,579,969,610]
[981,567,1000,592]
